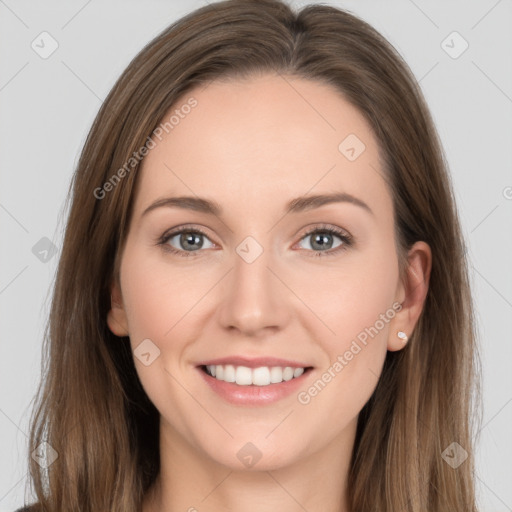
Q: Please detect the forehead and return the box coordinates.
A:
[133,73,391,221]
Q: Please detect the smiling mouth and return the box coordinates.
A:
[199,364,313,386]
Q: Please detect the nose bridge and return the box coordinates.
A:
[217,233,288,334]
[234,234,273,291]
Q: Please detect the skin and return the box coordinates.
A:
[107,73,431,512]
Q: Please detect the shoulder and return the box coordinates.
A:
[14,506,38,512]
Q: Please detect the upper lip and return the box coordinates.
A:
[196,356,312,369]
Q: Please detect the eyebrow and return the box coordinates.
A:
[141,192,374,218]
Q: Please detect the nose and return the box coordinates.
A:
[216,241,291,337]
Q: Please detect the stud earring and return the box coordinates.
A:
[397,331,408,342]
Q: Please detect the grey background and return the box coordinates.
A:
[1,0,511,510]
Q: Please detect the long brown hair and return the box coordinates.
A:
[24,0,482,510]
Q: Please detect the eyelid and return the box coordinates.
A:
[159,223,215,242]
[295,222,351,240]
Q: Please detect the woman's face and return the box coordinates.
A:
[108,73,429,471]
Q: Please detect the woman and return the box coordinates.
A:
[18,0,481,510]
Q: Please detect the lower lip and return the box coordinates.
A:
[197,366,313,406]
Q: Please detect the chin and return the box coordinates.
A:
[201,438,305,472]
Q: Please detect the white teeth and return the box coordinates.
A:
[269,366,283,383]
[282,367,294,381]
[235,366,253,385]
[293,367,304,378]
[253,367,270,386]
[205,364,307,386]
[224,364,236,383]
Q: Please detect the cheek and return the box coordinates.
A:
[297,256,398,427]
[118,247,201,410]
[120,244,203,337]
[122,270,170,341]
[298,243,399,341]
[119,245,219,391]
[121,241,183,348]
[299,242,399,407]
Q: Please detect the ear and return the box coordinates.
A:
[107,278,129,337]
[388,241,432,352]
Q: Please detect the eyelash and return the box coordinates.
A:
[157,223,353,259]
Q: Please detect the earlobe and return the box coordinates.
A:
[387,329,409,352]
[387,241,432,352]
[107,281,129,337]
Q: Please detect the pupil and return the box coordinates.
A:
[182,232,202,250]
[312,233,332,250]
